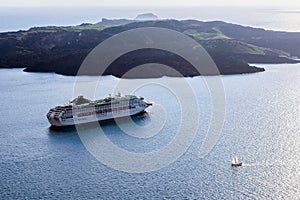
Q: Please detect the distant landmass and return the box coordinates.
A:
[99,18,134,26]
[0,14,300,77]
[134,13,158,21]
[98,13,158,26]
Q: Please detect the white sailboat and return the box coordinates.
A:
[231,154,242,166]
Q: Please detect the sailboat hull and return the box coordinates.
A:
[231,162,242,167]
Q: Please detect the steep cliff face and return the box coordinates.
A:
[0,20,299,77]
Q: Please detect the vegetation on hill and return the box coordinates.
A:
[0,19,299,77]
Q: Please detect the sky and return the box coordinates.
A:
[0,0,298,7]
[1,0,299,32]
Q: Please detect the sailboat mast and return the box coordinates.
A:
[234,155,238,163]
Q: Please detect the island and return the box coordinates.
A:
[134,13,159,21]
[98,12,158,26]
[0,16,299,78]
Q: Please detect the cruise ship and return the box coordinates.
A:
[46,93,153,127]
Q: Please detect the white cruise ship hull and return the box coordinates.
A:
[49,106,147,127]
[47,96,152,127]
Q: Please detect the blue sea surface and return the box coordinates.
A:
[1,64,300,199]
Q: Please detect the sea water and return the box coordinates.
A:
[1,64,300,199]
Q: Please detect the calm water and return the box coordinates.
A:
[1,64,300,199]
[1,6,300,32]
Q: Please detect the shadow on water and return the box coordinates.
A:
[231,166,242,174]
[48,125,77,135]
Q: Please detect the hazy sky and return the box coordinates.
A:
[0,0,298,7]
